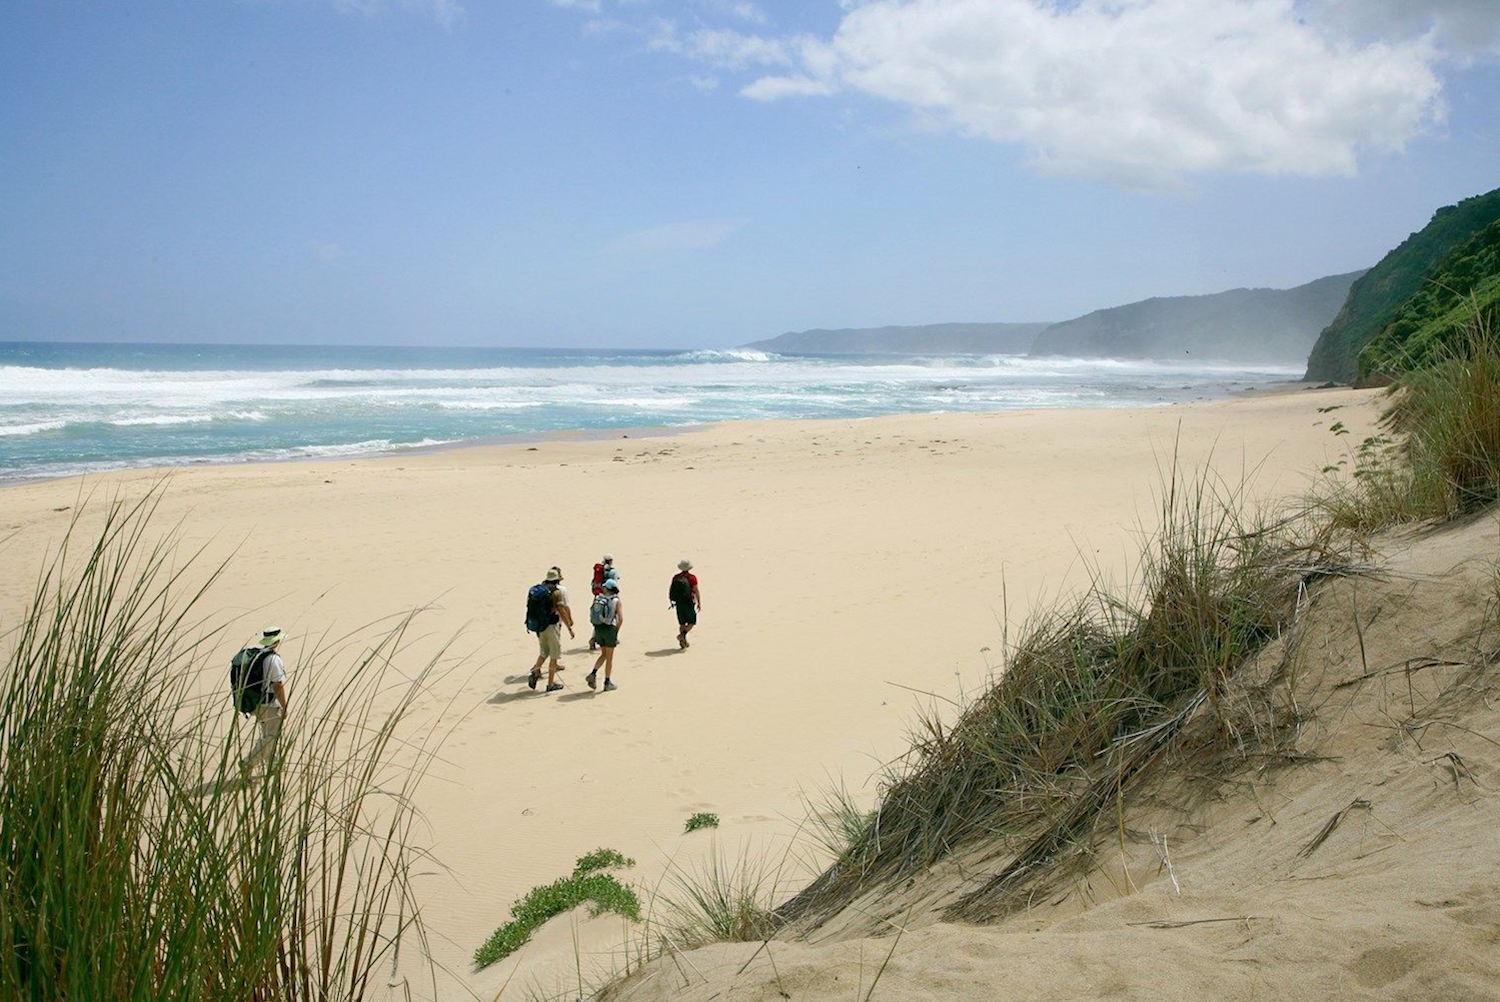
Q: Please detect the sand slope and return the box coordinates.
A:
[606,510,1500,1001]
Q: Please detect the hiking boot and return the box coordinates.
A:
[527,669,540,690]
[588,640,597,652]
[586,670,597,690]
[545,682,564,692]
[677,632,687,650]
[602,679,617,691]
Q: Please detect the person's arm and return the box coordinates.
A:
[615,598,624,632]
[692,581,702,610]
[271,679,288,714]
[558,600,575,636]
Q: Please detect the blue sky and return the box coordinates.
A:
[2,1,1498,348]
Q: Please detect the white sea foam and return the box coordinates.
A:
[0,420,70,437]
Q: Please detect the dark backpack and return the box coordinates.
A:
[668,572,692,605]
[229,647,273,715]
[525,583,556,633]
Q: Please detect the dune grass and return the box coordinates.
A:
[1319,307,1500,530]
[658,844,782,946]
[0,492,443,1001]
[776,465,1328,928]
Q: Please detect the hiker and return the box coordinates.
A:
[670,559,700,649]
[527,566,574,692]
[240,627,289,771]
[588,553,616,652]
[587,577,623,692]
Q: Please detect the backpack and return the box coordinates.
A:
[230,647,273,715]
[592,562,608,594]
[668,572,692,605]
[525,583,556,633]
[590,592,617,627]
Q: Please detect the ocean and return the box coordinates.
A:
[0,341,1302,484]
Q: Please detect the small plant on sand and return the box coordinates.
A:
[473,849,640,969]
[683,811,720,833]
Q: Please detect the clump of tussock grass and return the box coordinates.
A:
[0,491,444,1001]
[658,845,782,945]
[473,849,640,969]
[1318,305,1500,530]
[778,465,1329,928]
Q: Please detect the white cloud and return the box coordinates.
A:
[549,0,603,12]
[630,0,1479,186]
[605,219,746,255]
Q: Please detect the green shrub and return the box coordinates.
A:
[473,849,639,969]
[683,812,720,833]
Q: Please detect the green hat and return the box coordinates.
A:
[260,627,283,648]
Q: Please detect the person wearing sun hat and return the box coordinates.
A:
[527,567,574,693]
[669,559,700,649]
[243,627,289,770]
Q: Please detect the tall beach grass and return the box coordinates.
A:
[0,491,443,1001]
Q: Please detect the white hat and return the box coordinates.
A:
[545,567,563,582]
[677,559,693,571]
[603,553,613,563]
[260,627,283,648]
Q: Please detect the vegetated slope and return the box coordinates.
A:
[1360,217,1500,377]
[607,514,1500,1001]
[1028,272,1361,363]
[1306,185,1500,384]
[745,322,1051,355]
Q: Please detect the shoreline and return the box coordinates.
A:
[0,374,1329,490]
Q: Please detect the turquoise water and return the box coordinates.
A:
[0,341,1300,483]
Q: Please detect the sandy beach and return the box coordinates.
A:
[0,386,1383,998]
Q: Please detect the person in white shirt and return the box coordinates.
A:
[243,627,289,771]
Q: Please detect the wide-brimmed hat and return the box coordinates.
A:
[260,627,284,648]
[677,559,693,571]
[545,567,563,582]
[602,553,613,564]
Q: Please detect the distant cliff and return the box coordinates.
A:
[1305,186,1500,384]
[746,322,1052,355]
[1028,272,1361,364]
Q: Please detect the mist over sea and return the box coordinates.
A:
[0,341,1302,483]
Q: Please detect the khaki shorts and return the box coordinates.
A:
[537,623,562,659]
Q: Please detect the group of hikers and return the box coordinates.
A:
[523,554,701,693]
[228,557,702,769]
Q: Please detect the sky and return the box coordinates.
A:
[2,1,1498,349]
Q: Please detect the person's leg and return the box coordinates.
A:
[603,645,615,680]
[588,647,605,688]
[243,704,282,772]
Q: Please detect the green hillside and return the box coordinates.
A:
[1358,217,1500,376]
[1305,186,1500,383]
